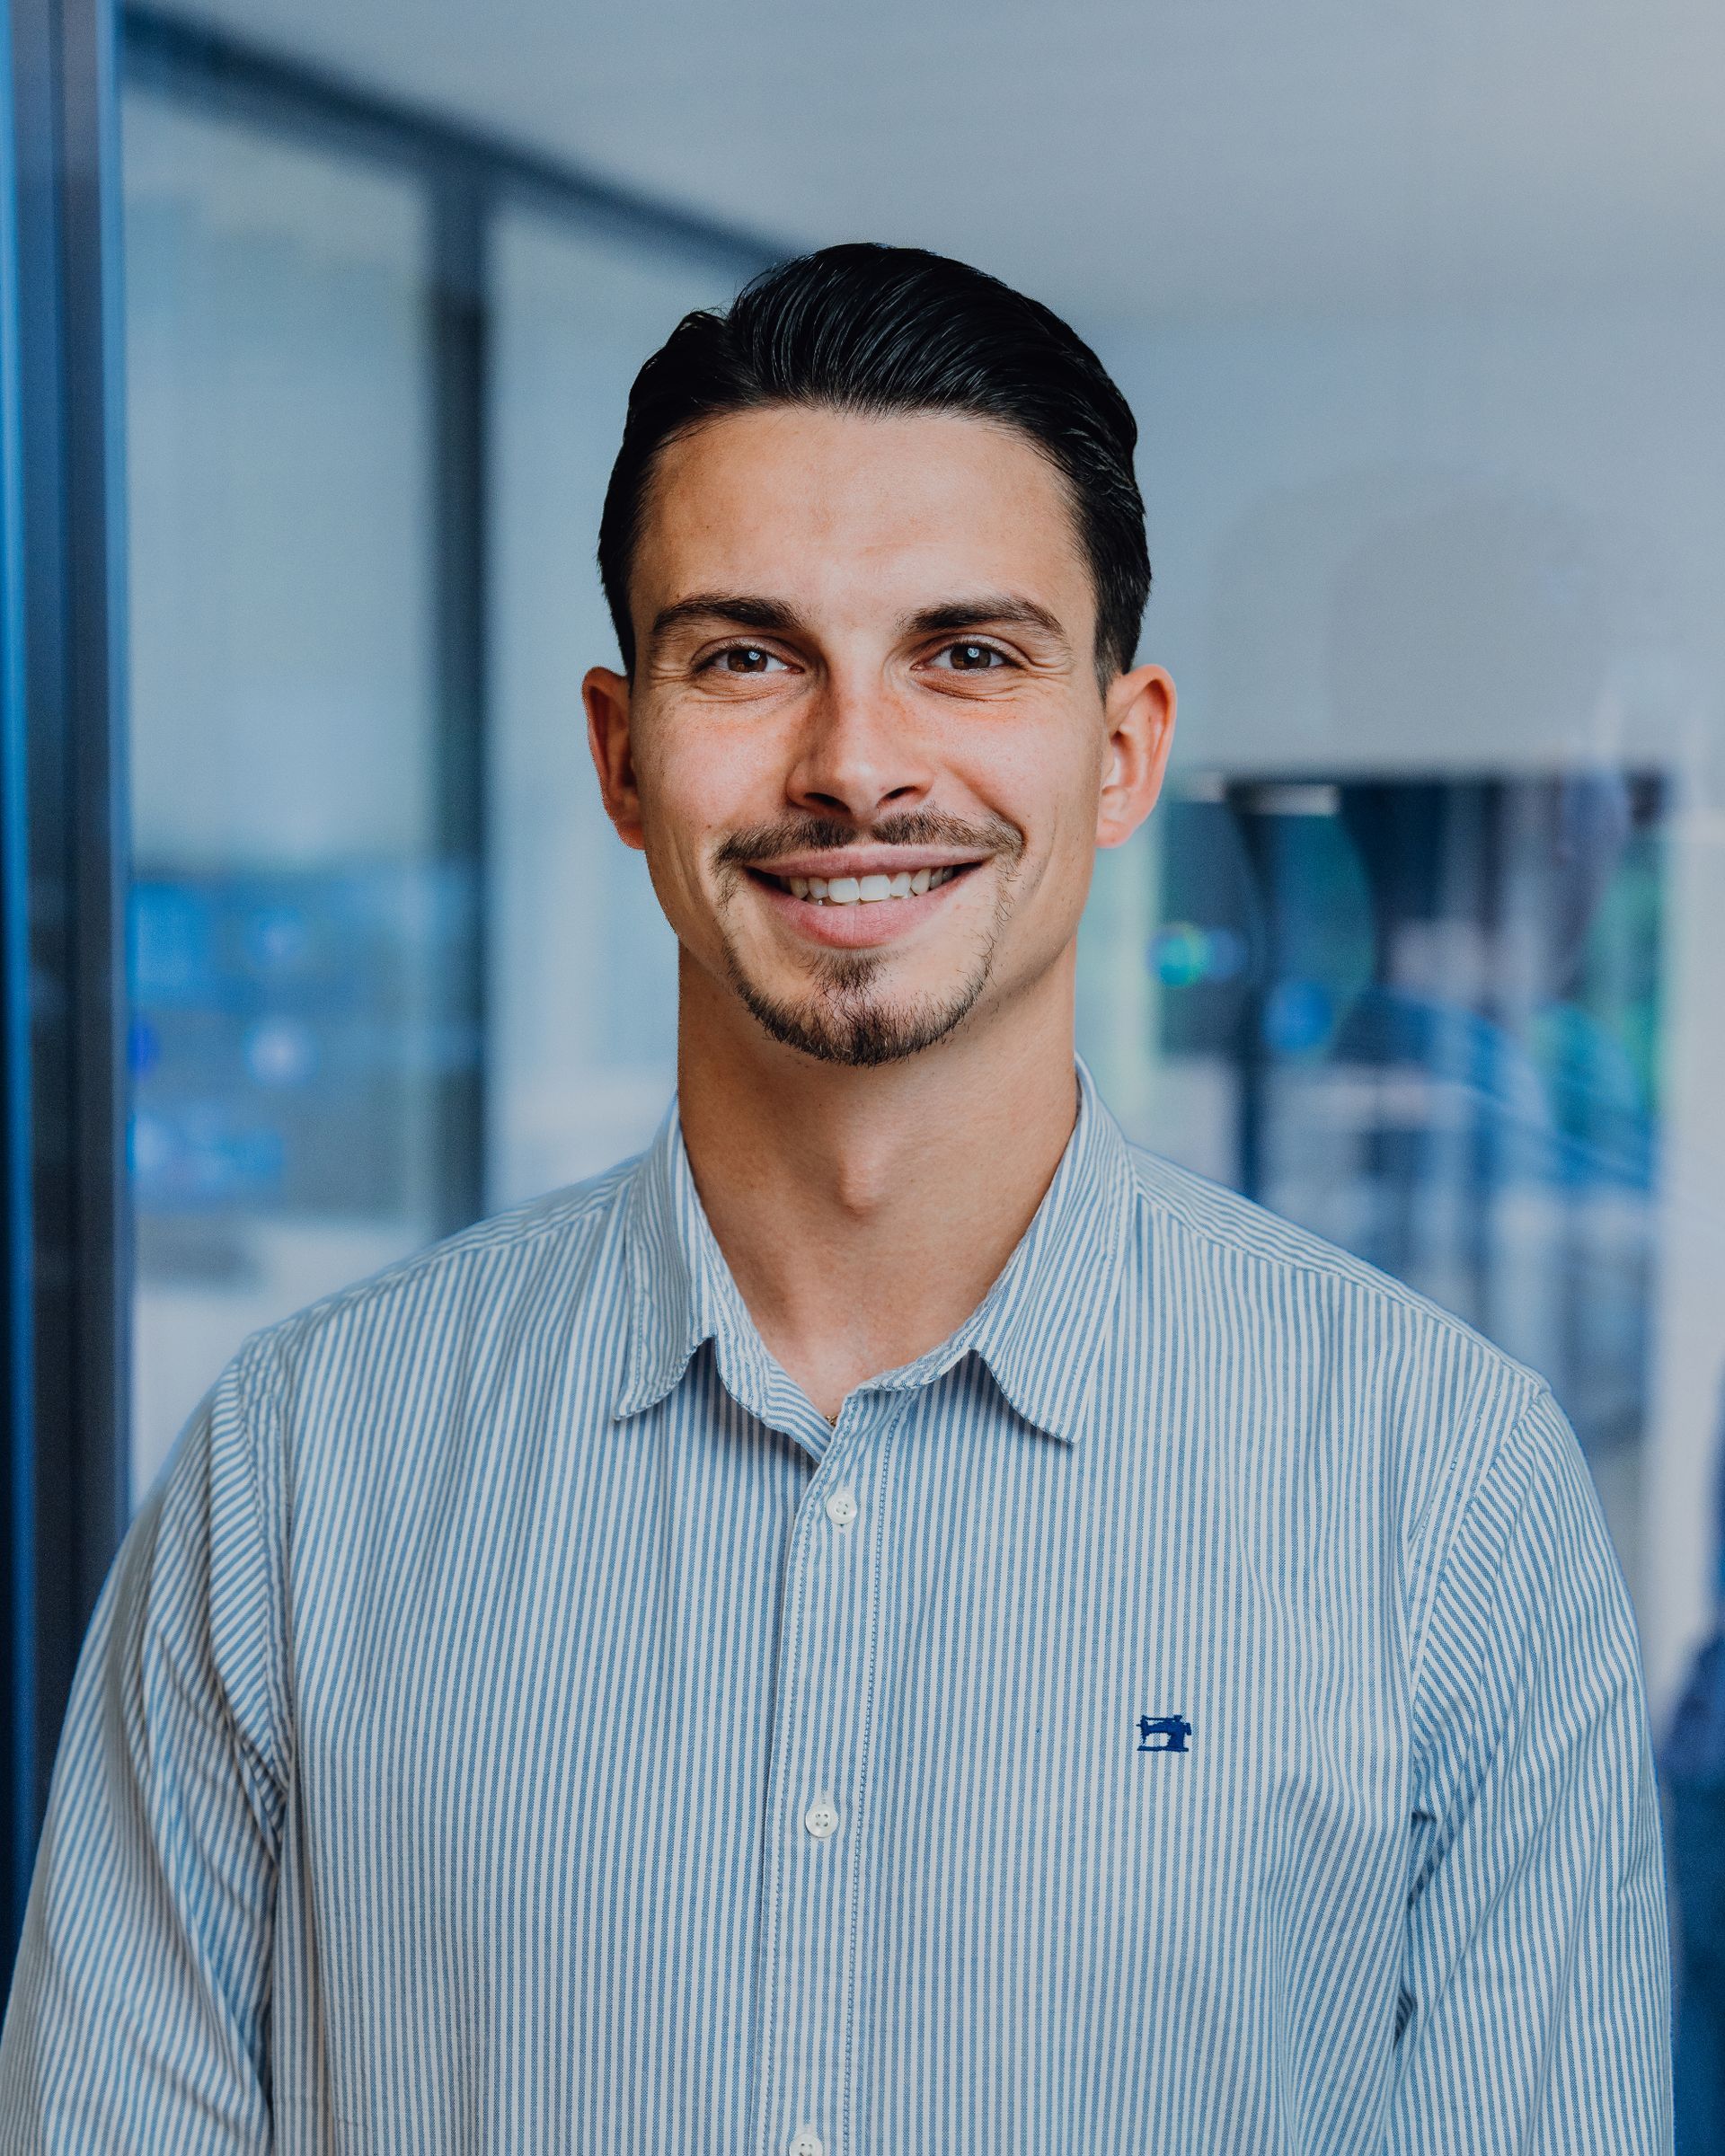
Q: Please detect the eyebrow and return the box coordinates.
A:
[648,594,809,644]
[649,591,1070,649]
[901,596,1068,644]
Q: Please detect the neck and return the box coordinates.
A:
[674,952,1082,1421]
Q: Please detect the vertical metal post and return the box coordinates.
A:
[1234,788,1268,1203]
[0,0,130,1974]
[0,0,36,1972]
[428,170,488,1236]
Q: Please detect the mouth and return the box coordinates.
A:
[745,861,981,906]
[740,857,987,948]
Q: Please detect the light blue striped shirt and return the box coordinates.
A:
[0,1060,1673,2151]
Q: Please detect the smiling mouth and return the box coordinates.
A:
[747,862,981,906]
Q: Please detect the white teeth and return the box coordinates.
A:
[773,862,974,904]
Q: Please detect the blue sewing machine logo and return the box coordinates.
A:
[1137,1712,1192,1754]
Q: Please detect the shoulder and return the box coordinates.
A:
[230,1152,644,1432]
[1114,1139,1555,1553]
[1120,1138,1528,1373]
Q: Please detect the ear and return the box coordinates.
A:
[583,666,647,853]
[1096,662,1176,850]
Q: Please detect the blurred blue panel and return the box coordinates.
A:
[1157,771,1665,1469]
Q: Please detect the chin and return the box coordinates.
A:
[729,960,991,1070]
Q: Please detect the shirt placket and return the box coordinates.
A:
[751,1389,901,2156]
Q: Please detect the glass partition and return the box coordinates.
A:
[122,90,456,1497]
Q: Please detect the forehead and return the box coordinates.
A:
[634,404,1092,628]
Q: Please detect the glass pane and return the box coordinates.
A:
[122,90,460,1501]
[486,210,744,1206]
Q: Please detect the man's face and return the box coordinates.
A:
[585,404,1173,1068]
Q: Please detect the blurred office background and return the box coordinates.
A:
[5,0,1725,2131]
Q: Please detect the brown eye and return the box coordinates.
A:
[943,641,1007,671]
[721,646,781,673]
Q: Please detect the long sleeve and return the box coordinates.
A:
[1388,1382,1674,2152]
[0,1339,290,2152]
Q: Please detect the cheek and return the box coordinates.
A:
[638,707,782,826]
[960,721,1101,859]
[632,732,730,862]
[631,724,777,934]
[627,757,715,918]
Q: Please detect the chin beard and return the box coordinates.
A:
[725,941,997,1068]
[711,807,1022,1068]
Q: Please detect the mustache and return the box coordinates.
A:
[713,810,1023,872]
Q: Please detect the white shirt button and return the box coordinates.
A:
[803,1790,840,1840]
[825,1486,859,1529]
[788,2128,824,2156]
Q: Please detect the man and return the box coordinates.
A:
[0,244,1671,2150]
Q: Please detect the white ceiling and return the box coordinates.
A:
[168,0,1725,325]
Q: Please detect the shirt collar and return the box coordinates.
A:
[614,1055,1137,1446]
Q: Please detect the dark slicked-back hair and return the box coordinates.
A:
[597,243,1151,684]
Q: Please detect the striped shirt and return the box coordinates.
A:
[0,1058,1673,2151]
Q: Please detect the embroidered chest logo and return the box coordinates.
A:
[1137,1712,1192,1754]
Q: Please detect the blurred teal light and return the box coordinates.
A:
[1152,922,1248,987]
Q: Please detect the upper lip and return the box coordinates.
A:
[746,849,990,879]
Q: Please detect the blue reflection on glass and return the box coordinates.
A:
[1156,769,1664,1467]
[128,1012,160,1076]
[1262,978,1334,1056]
[125,862,477,1220]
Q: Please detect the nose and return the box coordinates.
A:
[783,669,933,825]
